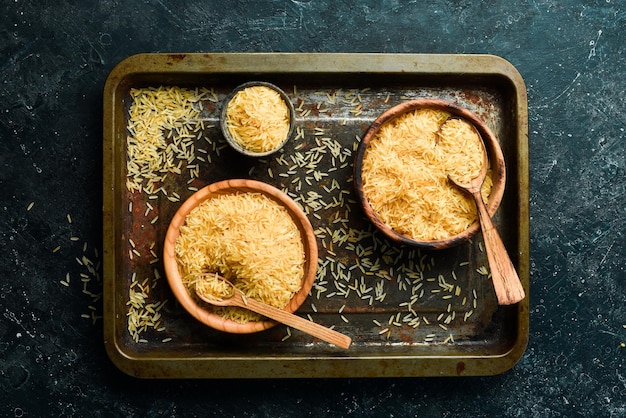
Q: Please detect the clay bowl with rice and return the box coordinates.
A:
[163,179,318,334]
[220,81,296,157]
[354,98,506,250]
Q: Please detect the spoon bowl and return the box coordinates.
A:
[447,123,525,305]
[195,273,352,349]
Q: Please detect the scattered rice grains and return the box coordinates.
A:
[123,85,489,345]
[126,86,215,197]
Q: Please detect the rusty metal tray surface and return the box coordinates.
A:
[103,53,529,378]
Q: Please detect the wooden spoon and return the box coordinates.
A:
[447,122,525,305]
[195,274,352,349]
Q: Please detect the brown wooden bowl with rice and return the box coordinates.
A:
[163,179,318,334]
[354,99,506,250]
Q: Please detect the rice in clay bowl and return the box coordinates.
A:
[354,98,506,250]
[163,179,318,334]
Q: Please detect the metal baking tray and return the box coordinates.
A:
[103,53,529,378]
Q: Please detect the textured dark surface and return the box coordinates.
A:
[1,1,624,416]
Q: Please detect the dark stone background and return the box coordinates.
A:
[1,1,624,416]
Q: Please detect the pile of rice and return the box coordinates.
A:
[225,85,291,153]
[361,108,493,241]
[195,273,235,301]
[174,192,305,323]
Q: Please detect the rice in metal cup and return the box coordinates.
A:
[220,81,296,157]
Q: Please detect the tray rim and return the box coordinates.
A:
[102,52,529,379]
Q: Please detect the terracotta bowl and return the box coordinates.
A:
[354,98,506,250]
[220,81,296,157]
[163,179,318,334]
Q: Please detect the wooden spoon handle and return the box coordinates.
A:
[472,190,525,305]
[235,297,352,349]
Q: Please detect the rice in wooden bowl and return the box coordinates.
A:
[163,179,318,334]
[354,99,506,250]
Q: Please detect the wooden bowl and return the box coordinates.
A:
[163,179,318,334]
[220,81,296,157]
[354,99,506,250]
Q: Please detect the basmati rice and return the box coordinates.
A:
[361,109,494,241]
[175,192,305,323]
[225,85,290,153]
